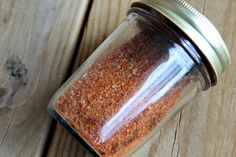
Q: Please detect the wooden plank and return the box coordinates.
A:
[0,0,89,156]
[47,0,236,157]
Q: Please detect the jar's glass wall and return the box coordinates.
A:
[48,9,209,157]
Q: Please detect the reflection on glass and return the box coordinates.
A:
[100,43,194,142]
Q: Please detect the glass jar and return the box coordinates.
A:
[48,0,230,156]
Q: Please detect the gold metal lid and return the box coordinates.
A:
[131,0,231,85]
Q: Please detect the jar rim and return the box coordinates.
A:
[130,0,231,86]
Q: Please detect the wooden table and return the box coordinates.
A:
[0,0,236,157]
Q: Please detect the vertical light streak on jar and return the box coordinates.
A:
[99,44,193,142]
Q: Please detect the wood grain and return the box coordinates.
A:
[0,0,89,156]
[47,0,236,157]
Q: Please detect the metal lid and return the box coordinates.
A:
[131,0,231,85]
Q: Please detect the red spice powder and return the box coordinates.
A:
[55,30,190,156]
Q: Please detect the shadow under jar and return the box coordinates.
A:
[48,0,230,156]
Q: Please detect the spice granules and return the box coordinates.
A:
[55,29,191,156]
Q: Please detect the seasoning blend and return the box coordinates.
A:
[48,0,230,156]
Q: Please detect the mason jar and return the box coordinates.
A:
[48,0,230,156]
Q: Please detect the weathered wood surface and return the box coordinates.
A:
[47,0,236,157]
[0,0,89,156]
[1,0,234,157]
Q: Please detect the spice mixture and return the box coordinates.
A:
[55,30,190,156]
